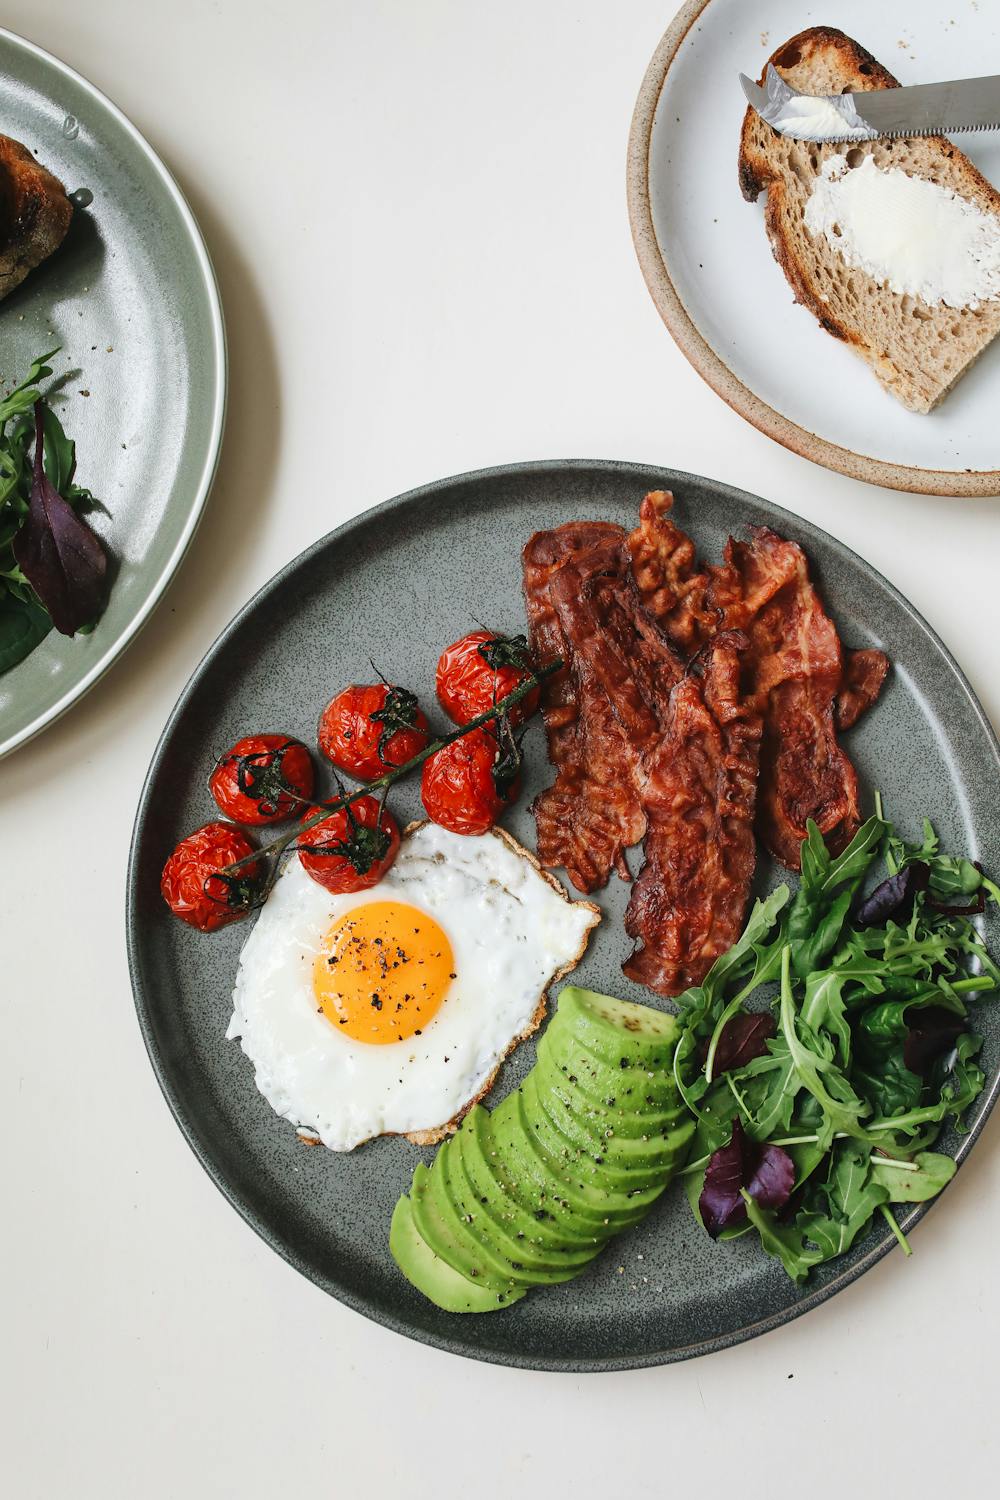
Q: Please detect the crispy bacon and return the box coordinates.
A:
[523,493,890,996]
[627,494,887,869]
[523,521,688,892]
[524,523,760,995]
[623,632,762,994]
[732,527,864,863]
[523,524,647,891]
[837,648,891,731]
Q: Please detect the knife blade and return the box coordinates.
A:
[740,64,1000,143]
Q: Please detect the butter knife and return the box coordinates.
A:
[740,64,1000,143]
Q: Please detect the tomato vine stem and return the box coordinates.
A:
[218,657,562,886]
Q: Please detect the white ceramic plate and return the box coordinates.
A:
[628,0,1000,495]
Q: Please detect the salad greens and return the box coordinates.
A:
[0,351,106,674]
[675,809,999,1281]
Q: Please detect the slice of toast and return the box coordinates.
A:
[0,134,73,302]
[739,27,1000,413]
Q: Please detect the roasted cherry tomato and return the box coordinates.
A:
[161,822,261,932]
[435,630,538,726]
[297,794,401,893]
[209,734,314,825]
[318,683,430,781]
[420,725,521,836]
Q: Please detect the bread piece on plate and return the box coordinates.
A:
[739,27,1000,412]
[0,134,73,302]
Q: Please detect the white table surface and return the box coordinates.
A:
[4,2,999,1495]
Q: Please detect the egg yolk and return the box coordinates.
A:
[312,902,455,1044]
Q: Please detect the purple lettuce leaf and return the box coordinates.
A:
[746,1138,796,1210]
[699,1118,795,1237]
[857,863,928,928]
[708,1012,777,1074]
[11,402,107,636]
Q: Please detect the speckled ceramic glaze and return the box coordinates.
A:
[127,461,1000,1371]
[0,28,225,757]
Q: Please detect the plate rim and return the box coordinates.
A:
[0,25,227,759]
[126,458,1000,1371]
[625,0,1000,499]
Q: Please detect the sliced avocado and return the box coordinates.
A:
[438,1126,553,1287]
[537,1023,681,1116]
[516,1075,664,1231]
[540,1063,691,1167]
[487,1092,607,1248]
[534,1039,687,1142]
[459,1109,598,1269]
[390,986,694,1316]
[390,1195,525,1314]
[450,1120,588,1284]
[492,1086,625,1239]
[409,1158,517,1298]
[555,986,680,1072]
[533,1067,685,1184]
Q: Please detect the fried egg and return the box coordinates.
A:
[228,822,600,1151]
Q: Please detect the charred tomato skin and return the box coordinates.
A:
[435,629,539,726]
[420,725,521,836]
[209,734,315,824]
[161,822,261,932]
[318,683,430,781]
[297,795,401,893]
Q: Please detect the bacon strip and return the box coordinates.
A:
[524,523,761,994]
[837,648,891,732]
[523,494,889,992]
[627,493,888,869]
[523,524,648,891]
[623,633,761,994]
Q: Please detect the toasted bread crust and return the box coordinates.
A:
[738,27,1000,410]
[0,134,72,302]
[737,29,898,359]
[738,27,897,203]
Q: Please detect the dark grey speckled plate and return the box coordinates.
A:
[0,28,225,757]
[127,461,1000,1371]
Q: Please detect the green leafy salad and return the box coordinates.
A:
[675,804,1000,1280]
[0,351,106,675]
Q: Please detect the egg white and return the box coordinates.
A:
[228,822,600,1151]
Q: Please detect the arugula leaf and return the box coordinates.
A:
[678,805,997,1285]
[40,403,78,497]
[795,1144,888,1260]
[800,969,851,1068]
[788,817,887,977]
[855,1033,984,1139]
[731,1040,802,1140]
[678,885,790,1028]
[742,1194,823,1282]
[0,349,58,427]
[672,885,789,1117]
[882,806,1000,912]
[779,947,871,1149]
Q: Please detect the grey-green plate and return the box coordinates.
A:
[127,461,1000,1372]
[0,28,225,757]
